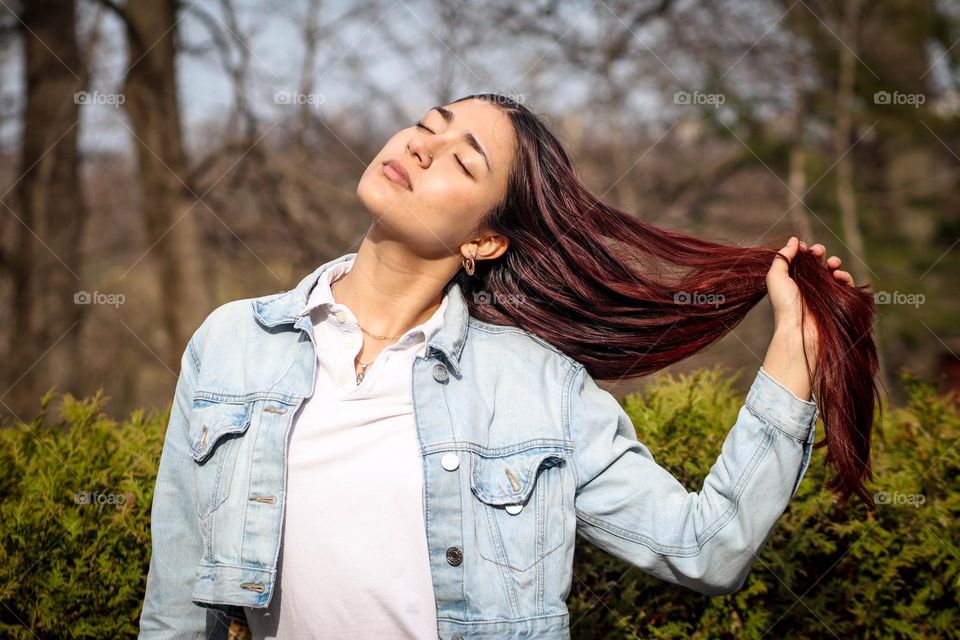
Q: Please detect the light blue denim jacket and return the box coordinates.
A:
[138,252,819,639]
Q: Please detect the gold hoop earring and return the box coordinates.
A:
[461,252,476,276]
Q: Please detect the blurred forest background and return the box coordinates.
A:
[0,0,958,421]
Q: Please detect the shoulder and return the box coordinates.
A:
[466,316,582,375]
[188,296,276,358]
[212,297,262,323]
[199,297,262,334]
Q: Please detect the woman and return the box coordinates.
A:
[138,94,878,639]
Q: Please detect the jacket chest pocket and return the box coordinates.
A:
[189,399,254,520]
[469,447,568,572]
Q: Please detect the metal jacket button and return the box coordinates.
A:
[432,363,449,382]
[441,453,460,471]
[505,504,523,515]
[445,546,463,566]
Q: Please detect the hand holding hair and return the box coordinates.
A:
[763,236,859,403]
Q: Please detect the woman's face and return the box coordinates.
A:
[357,98,516,259]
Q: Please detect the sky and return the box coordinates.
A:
[0,0,596,158]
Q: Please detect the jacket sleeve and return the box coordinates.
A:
[570,365,819,595]
[138,321,226,638]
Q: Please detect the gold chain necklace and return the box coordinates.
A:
[330,276,405,385]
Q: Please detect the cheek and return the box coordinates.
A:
[419,178,486,231]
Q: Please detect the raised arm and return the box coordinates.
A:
[570,363,818,595]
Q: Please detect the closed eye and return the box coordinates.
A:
[414,121,473,179]
[454,156,472,178]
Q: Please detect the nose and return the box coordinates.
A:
[407,137,435,168]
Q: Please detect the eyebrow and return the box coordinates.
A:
[431,105,492,174]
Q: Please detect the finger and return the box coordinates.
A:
[810,243,826,257]
[827,256,841,269]
[776,236,800,262]
[833,270,854,286]
[770,237,798,278]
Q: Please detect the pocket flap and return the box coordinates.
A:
[470,447,566,506]
[189,400,253,463]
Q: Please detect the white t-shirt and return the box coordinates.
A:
[245,256,448,639]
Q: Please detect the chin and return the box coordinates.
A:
[356,174,404,224]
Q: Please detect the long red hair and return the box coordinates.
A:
[449,93,882,505]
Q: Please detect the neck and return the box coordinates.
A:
[331,232,453,337]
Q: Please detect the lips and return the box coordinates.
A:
[382,159,412,191]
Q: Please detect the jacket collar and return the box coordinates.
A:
[251,252,468,376]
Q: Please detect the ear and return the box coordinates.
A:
[465,233,510,262]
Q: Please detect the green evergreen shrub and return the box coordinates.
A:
[0,389,161,639]
[0,368,956,638]
[569,368,959,639]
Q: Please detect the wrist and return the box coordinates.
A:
[763,329,817,400]
[774,324,818,356]
[773,320,803,338]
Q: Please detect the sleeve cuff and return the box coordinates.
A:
[746,366,820,441]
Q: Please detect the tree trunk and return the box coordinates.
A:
[786,22,810,239]
[122,0,208,369]
[8,0,88,418]
[834,0,888,385]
